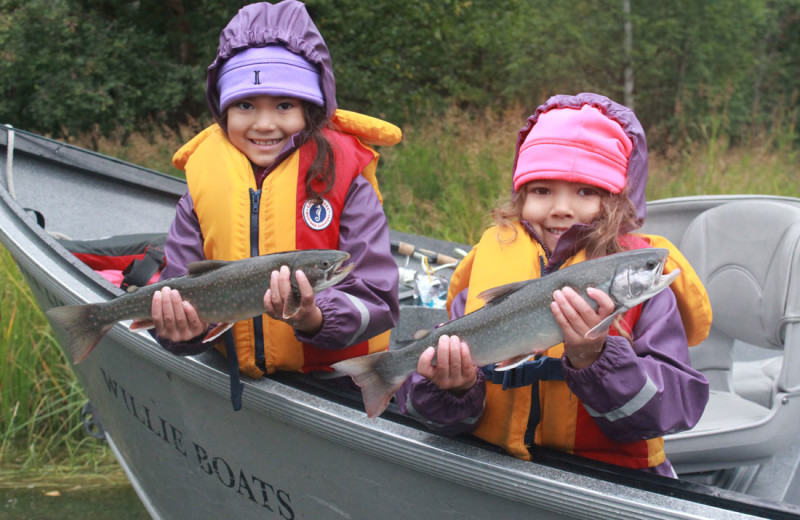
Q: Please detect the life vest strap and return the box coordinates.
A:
[120,244,165,291]
[481,356,565,390]
[223,330,244,411]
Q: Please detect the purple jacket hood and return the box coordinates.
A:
[206,0,337,125]
[513,93,649,227]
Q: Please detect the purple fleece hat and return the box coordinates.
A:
[217,45,324,111]
[207,1,337,126]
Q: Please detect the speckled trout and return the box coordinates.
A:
[333,248,680,418]
[47,250,353,364]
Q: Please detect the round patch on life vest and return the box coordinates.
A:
[302,198,333,230]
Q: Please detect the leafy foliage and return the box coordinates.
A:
[0,0,798,147]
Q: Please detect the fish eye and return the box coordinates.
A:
[646,260,658,270]
[320,260,330,268]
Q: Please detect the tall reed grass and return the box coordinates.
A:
[0,247,127,489]
[3,106,798,487]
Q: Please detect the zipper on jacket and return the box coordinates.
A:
[249,188,266,371]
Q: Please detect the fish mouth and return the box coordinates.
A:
[656,266,681,290]
[332,261,354,279]
[636,257,680,301]
[325,254,353,283]
[651,255,680,291]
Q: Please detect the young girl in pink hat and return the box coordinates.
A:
[136,1,402,407]
[395,93,712,476]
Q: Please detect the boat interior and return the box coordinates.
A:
[3,125,800,517]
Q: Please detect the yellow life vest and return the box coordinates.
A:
[447,222,712,465]
[173,111,401,378]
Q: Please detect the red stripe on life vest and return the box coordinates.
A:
[293,133,374,371]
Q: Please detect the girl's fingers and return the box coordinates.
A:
[269,270,283,309]
[295,269,315,302]
[458,340,473,377]
[551,290,581,336]
[417,346,436,377]
[434,335,452,376]
[587,287,615,316]
[169,288,188,329]
[151,289,164,325]
[160,288,177,330]
[182,301,205,335]
[278,265,292,303]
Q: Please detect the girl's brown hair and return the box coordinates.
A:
[491,188,638,258]
[585,190,639,258]
[302,102,336,202]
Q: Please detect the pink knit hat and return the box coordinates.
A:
[512,104,633,193]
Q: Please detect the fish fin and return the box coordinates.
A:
[282,291,301,320]
[585,310,625,340]
[187,259,231,277]
[477,280,531,305]
[203,322,234,343]
[45,304,111,364]
[493,354,536,371]
[332,351,405,418]
[412,329,431,340]
[129,319,155,331]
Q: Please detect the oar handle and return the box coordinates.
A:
[392,241,459,266]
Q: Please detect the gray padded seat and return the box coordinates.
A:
[664,200,800,473]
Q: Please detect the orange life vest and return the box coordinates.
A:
[447,222,711,465]
[173,112,401,377]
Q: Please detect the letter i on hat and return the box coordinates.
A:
[216,45,325,112]
[512,105,633,193]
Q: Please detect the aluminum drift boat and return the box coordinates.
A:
[2,124,800,520]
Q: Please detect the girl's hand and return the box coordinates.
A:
[263,265,323,335]
[417,334,478,395]
[551,286,615,369]
[150,287,208,342]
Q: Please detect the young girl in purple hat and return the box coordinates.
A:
[135,1,401,388]
[395,93,712,476]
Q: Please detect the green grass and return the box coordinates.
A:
[2,107,798,487]
[0,247,124,489]
[379,106,800,244]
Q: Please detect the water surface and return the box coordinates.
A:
[1,485,150,520]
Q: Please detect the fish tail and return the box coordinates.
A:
[45,304,111,364]
[332,351,405,418]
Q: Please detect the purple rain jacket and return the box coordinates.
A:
[155,0,399,356]
[396,93,709,477]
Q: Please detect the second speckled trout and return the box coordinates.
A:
[47,249,353,363]
[333,248,680,418]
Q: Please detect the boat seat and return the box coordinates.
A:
[664,200,800,473]
[731,349,782,408]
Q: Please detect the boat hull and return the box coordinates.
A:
[3,126,800,519]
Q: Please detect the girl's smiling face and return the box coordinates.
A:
[521,179,604,252]
[225,95,307,167]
